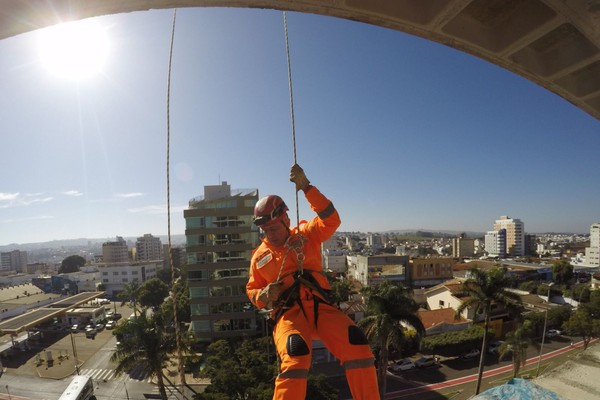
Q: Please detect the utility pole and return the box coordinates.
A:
[536,282,554,376]
[70,332,80,375]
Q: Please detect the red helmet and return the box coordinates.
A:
[253,195,288,227]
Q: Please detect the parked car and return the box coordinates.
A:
[488,341,504,354]
[461,348,481,359]
[415,356,439,368]
[70,324,79,332]
[389,359,416,372]
[546,329,563,338]
[105,321,115,330]
[95,323,104,331]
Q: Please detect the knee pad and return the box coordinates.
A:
[348,326,369,345]
[286,333,310,356]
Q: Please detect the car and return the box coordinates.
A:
[546,329,563,338]
[461,349,481,359]
[85,329,97,339]
[95,323,104,331]
[70,324,79,332]
[488,341,504,354]
[415,356,439,368]
[389,359,416,372]
[105,321,115,330]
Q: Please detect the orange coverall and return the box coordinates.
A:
[247,186,380,400]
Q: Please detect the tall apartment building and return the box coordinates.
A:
[0,250,28,272]
[493,216,525,256]
[136,233,163,261]
[184,182,260,344]
[485,229,507,258]
[452,233,475,258]
[102,236,129,263]
[585,223,600,266]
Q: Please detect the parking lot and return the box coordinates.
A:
[2,301,131,380]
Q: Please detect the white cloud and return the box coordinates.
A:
[0,192,53,207]
[115,192,144,199]
[63,190,83,196]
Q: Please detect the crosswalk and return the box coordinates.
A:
[79,366,153,383]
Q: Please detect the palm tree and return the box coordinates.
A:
[118,281,141,316]
[359,280,425,399]
[110,309,184,399]
[456,266,522,395]
[499,320,534,377]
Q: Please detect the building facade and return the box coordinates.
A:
[0,250,28,273]
[485,229,507,258]
[585,223,600,266]
[98,261,161,297]
[136,233,163,261]
[493,216,525,256]
[452,234,475,258]
[102,237,129,263]
[184,182,260,344]
[409,257,455,288]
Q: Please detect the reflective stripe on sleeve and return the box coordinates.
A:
[317,202,336,220]
[278,369,309,379]
[343,357,375,370]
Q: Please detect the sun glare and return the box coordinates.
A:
[37,19,110,81]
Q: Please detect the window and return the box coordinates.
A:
[439,300,445,307]
[191,320,210,333]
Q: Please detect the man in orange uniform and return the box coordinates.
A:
[247,164,380,400]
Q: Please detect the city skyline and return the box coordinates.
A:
[1,8,599,246]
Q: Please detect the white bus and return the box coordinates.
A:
[58,375,94,400]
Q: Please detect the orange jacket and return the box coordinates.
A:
[246,186,341,310]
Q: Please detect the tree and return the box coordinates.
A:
[551,259,574,284]
[563,291,600,349]
[118,282,141,315]
[110,310,186,399]
[58,255,86,273]
[499,320,534,377]
[161,278,190,323]
[329,279,354,306]
[139,278,170,311]
[456,266,522,395]
[359,280,425,399]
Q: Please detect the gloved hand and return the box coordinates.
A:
[258,281,283,304]
[290,164,310,192]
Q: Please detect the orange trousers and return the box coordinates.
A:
[272,297,380,400]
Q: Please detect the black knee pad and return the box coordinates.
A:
[287,334,310,356]
[348,326,369,345]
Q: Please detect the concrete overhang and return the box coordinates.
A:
[1,1,599,121]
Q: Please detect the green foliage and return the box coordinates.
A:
[524,306,572,334]
[359,280,425,397]
[161,278,190,323]
[306,375,339,400]
[197,338,276,400]
[564,291,600,349]
[421,325,485,357]
[138,278,170,310]
[455,266,523,395]
[59,255,86,273]
[518,280,539,294]
[329,279,354,305]
[110,310,184,399]
[551,259,574,284]
[500,320,534,377]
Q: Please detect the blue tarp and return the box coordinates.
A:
[472,378,562,400]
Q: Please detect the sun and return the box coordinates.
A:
[37,18,110,81]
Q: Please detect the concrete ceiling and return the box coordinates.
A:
[2,0,599,121]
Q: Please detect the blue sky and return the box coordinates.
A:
[1,7,599,246]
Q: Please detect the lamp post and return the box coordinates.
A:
[536,282,554,376]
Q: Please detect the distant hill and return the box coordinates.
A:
[0,234,186,251]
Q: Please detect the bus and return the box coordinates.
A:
[58,375,94,400]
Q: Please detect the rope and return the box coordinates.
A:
[165,8,186,388]
[282,11,301,230]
